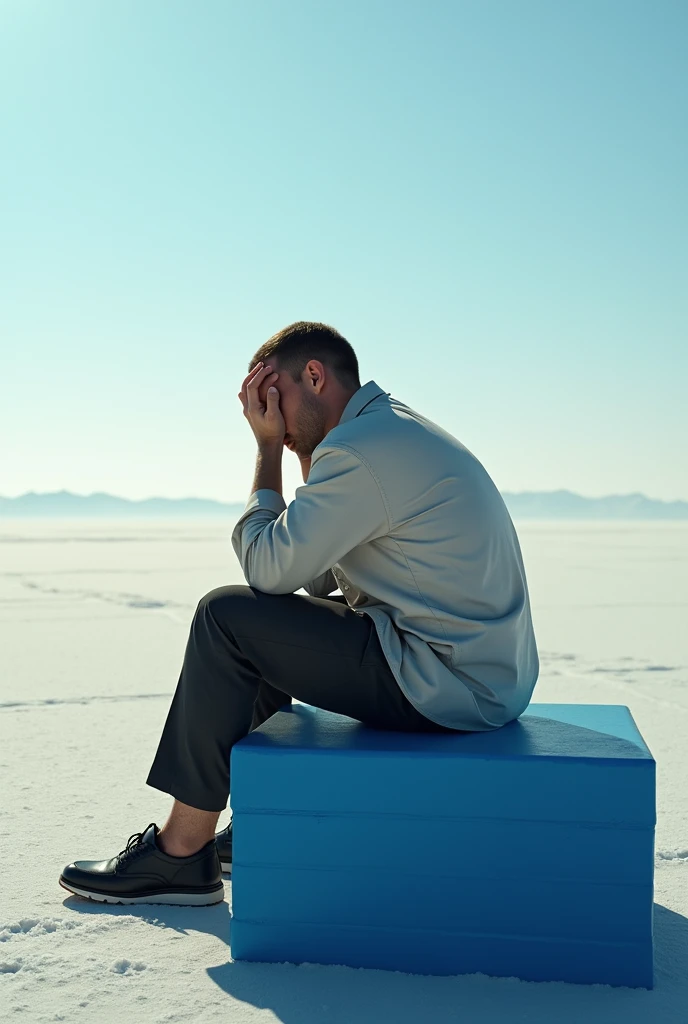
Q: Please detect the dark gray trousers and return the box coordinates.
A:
[146,585,457,812]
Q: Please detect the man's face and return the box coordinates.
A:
[252,358,328,460]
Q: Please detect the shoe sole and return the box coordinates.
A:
[58,877,225,906]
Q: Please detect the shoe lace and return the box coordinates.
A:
[116,823,156,867]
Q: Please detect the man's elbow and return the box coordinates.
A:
[245,569,296,596]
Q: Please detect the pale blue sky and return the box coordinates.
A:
[2,0,686,504]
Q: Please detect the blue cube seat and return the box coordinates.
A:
[229,703,655,988]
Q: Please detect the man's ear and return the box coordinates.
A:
[307,360,325,391]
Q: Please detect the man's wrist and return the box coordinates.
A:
[257,439,283,453]
[252,442,283,495]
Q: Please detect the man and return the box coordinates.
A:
[59,321,539,906]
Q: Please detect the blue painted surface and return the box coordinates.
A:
[231,921,654,988]
[234,813,655,885]
[231,704,655,825]
[229,703,655,988]
[521,703,653,753]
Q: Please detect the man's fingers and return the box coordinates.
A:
[238,368,281,436]
[238,366,261,407]
[247,365,274,390]
[241,362,265,386]
[238,363,267,405]
[246,366,278,408]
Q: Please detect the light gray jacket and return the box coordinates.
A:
[231,380,539,730]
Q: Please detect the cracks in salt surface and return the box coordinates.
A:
[0,915,151,981]
[0,692,170,711]
[1,915,140,944]
[1,917,86,940]
[0,534,215,545]
[589,664,678,674]
[0,902,230,987]
[541,650,683,674]
[17,576,187,612]
[0,573,197,626]
[539,650,688,712]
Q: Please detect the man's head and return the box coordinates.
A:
[248,321,361,460]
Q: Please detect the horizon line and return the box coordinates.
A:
[2,487,688,506]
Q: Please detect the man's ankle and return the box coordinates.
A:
[157,829,211,859]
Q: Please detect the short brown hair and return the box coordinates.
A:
[250,321,361,392]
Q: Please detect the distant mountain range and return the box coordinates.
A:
[1,489,687,519]
[0,491,239,518]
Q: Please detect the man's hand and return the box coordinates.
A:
[238,362,285,448]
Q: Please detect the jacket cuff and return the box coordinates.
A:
[239,488,287,520]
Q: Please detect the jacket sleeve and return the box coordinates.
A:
[231,444,390,595]
[302,568,339,598]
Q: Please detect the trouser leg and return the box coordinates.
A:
[249,593,350,730]
[146,584,454,812]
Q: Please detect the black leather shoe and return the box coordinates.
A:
[59,823,224,905]
[215,820,232,874]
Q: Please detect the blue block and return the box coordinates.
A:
[229,703,655,988]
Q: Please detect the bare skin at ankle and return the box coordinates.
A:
[157,799,221,858]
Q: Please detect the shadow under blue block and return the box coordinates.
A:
[229,702,655,988]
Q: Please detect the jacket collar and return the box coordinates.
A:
[337,380,389,427]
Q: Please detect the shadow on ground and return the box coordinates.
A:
[61,889,231,944]
[203,903,687,1024]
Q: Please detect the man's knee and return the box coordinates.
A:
[195,584,253,617]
